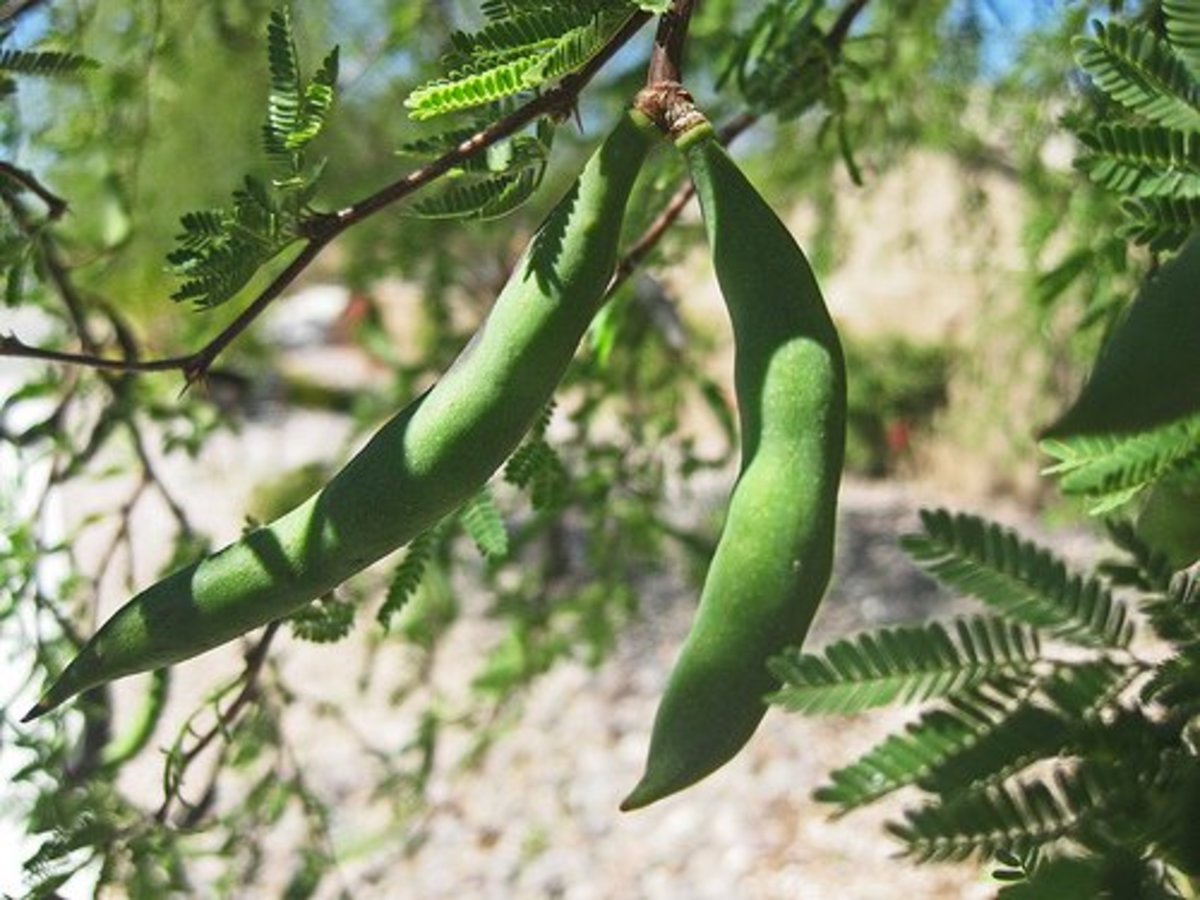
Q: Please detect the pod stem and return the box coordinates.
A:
[646,0,697,86]
[633,82,710,145]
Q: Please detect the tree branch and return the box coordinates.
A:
[156,622,281,823]
[829,0,871,49]
[0,161,68,219]
[646,0,696,87]
[608,112,757,297]
[2,10,655,382]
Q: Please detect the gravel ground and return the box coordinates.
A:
[59,443,1097,900]
[5,358,1102,900]
[312,480,1025,900]
[185,476,1086,900]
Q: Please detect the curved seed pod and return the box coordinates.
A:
[1042,234,1200,438]
[26,110,657,720]
[622,118,846,811]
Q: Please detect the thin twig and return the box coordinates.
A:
[0,161,68,219]
[646,0,696,87]
[334,10,651,228]
[89,475,151,595]
[126,421,196,538]
[155,622,281,823]
[829,0,871,49]
[608,113,759,296]
[1,189,99,353]
[0,0,50,27]
[607,0,872,297]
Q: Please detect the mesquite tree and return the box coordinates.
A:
[3,2,1198,897]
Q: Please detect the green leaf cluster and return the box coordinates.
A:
[166,7,339,309]
[785,507,1200,895]
[403,119,556,221]
[404,2,637,121]
[1073,11,1200,250]
[0,33,97,100]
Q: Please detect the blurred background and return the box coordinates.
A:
[0,1,1141,896]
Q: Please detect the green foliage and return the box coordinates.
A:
[166,6,339,309]
[0,47,97,100]
[399,120,553,220]
[166,177,303,308]
[1075,22,1200,133]
[1042,413,1200,513]
[414,166,542,219]
[0,28,97,104]
[721,0,834,119]
[460,487,510,560]
[900,509,1133,647]
[815,683,1033,813]
[404,2,636,121]
[1076,124,1200,199]
[1070,13,1200,254]
[288,593,356,643]
[1165,0,1200,82]
[504,403,570,510]
[10,0,1200,897]
[769,618,1040,715]
[889,766,1117,863]
[377,526,441,632]
[791,501,1200,892]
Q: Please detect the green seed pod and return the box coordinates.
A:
[26,110,656,721]
[622,120,846,811]
[1043,234,1200,438]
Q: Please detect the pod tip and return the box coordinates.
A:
[21,701,49,723]
[618,788,646,813]
[618,775,664,812]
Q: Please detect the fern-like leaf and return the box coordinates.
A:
[1118,194,1200,250]
[921,662,1125,796]
[522,11,626,87]
[460,489,509,560]
[1075,22,1200,131]
[815,680,1035,814]
[768,617,1040,716]
[1100,518,1177,592]
[1165,0,1200,82]
[289,593,355,643]
[1042,415,1200,513]
[264,8,303,158]
[293,47,339,150]
[406,58,537,121]
[377,528,439,630]
[406,5,631,120]
[901,509,1133,648]
[449,7,599,62]
[505,434,569,510]
[412,167,541,220]
[1144,564,1200,648]
[263,9,338,163]
[166,176,297,308]
[889,767,1118,863]
[0,48,98,78]
[1077,124,1200,198]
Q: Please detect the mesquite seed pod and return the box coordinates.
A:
[26,109,657,721]
[622,115,846,811]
